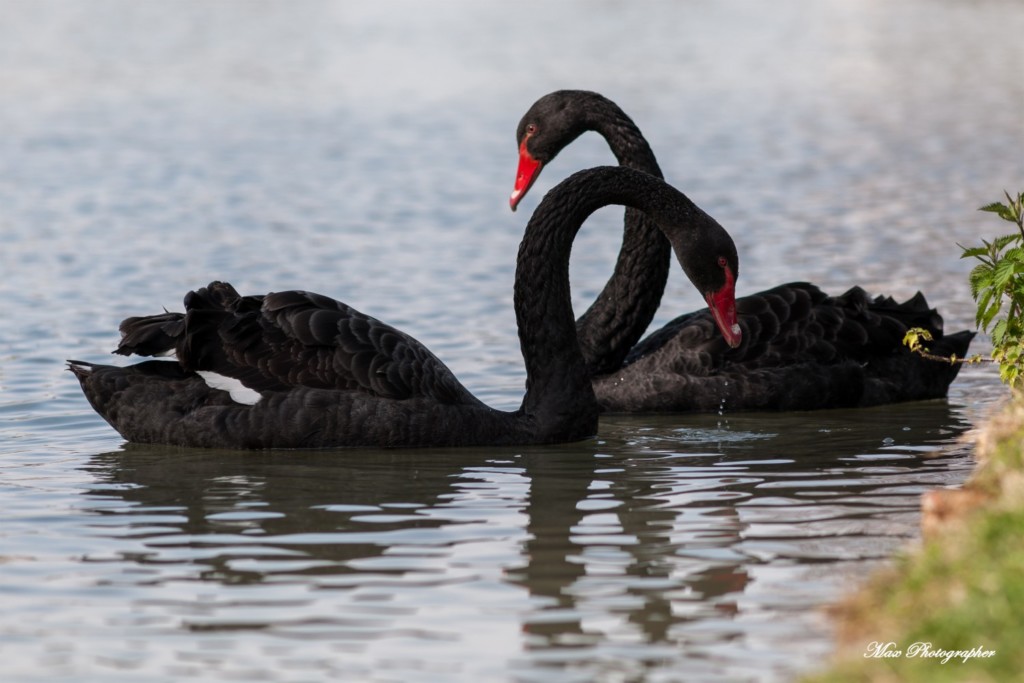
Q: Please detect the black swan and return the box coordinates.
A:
[511,90,974,412]
[69,166,741,450]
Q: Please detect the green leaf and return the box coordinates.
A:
[993,257,1020,289]
[992,233,1020,252]
[969,262,995,298]
[981,202,1017,222]
[960,245,991,260]
[980,312,1000,334]
[1002,191,1024,223]
[977,292,1002,331]
[902,327,934,353]
[1005,246,1024,263]
[974,288,992,326]
[992,318,1008,347]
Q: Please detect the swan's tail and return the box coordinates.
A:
[115,312,185,357]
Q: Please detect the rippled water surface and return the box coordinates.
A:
[1,1,1022,681]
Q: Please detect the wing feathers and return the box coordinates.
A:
[114,282,477,406]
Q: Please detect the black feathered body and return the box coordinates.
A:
[71,281,566,449]
[69,361,543,449]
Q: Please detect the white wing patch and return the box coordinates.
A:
[197,371,263,405]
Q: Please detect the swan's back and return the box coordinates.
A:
[597,283,974,412]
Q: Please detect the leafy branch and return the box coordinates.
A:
[906,191,1024,387]
[903,327,985,366]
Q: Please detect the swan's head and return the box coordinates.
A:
[511,91,599,211]
[674,221,742,349]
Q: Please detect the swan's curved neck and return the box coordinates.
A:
[582,97,662,175]
[514,191,596,436]
[514,167,707,437]
[574,97,672,375]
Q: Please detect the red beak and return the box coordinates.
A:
[705,267,742,348]
[510,141,543,212]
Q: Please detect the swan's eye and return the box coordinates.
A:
[526,123,537,136]
[717,256,728,268]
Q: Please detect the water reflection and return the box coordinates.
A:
[77,400,972,680]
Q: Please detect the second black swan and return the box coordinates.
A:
[69,166,740,449]
[510,90,974,413]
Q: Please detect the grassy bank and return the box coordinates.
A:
[804,397,1024,683]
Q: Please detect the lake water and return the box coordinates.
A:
[1,1,1022,681]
